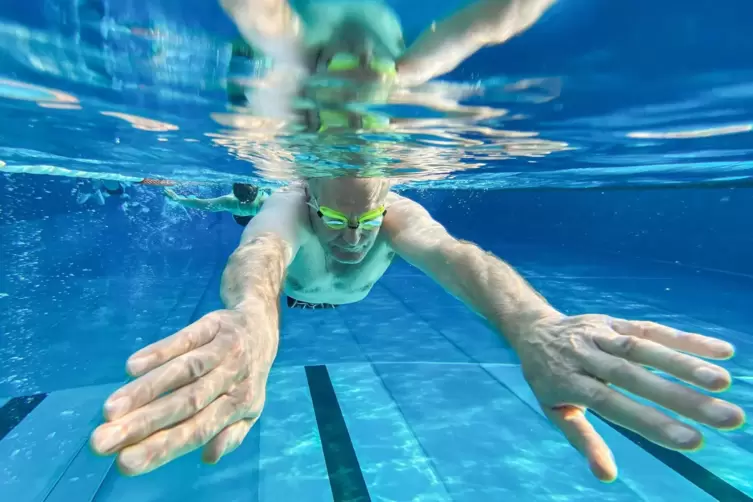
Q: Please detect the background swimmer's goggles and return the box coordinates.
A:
[326,53,397,77]
[317,205,386,230]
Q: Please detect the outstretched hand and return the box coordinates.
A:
[90,310,273,475]
[514,313,746,482]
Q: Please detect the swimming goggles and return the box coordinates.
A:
[313,202,387,230]
[326,52,397,78]
[312,109,390,132]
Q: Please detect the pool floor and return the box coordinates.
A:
[2,245,752,501]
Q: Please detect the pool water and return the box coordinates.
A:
[2,0,753,501]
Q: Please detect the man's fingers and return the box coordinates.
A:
[583,346,745,431]
[126,313,221,377]
[594,332,732,392]
[610,319,734,360]
[103,342,225,421]
[543,405,617,483]
[571,376,704,451]
[91,366,233,456]
[202,417,257,464]
[115,395,239,476]
[202,379,266,464]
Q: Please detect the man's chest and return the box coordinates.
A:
[284,241,395,304]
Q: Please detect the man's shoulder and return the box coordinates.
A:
[381,190,443,242]
[385,190,423,212]
[240,182,313,250]
[268,182,307,204]
[264,182,314,235]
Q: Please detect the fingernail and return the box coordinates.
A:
[710,341,734,357]
[693,367,727,388]
[105,397,131,419]
[94,427,122,453]
[702,400,743,428]
[666,424,699,447]
[127,358,148,375]
[120,445,146,471]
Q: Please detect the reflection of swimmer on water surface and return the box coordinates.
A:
[164,183,271,226]
[224,0,557,129]
[226,0,557,88]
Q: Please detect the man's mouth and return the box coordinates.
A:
[331,242,366,253]
[331,247,366,264]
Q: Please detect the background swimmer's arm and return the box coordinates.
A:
[165,189,243,213]
[383,195,558,344]
[220,0,305,66]
[396,0,556,87]
[221,186,308,313]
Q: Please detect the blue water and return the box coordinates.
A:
[2,0,753,500]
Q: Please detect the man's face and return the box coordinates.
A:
[307,14,404,84]
[307,177,389,264]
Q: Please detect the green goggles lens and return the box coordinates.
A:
[318,205,386,230]
[326,53,397,77]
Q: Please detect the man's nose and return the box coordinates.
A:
[341,226,361,246]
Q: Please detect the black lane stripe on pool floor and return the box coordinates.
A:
[594,412,752,502]
[0,394,47,441]
[305,365,371,502]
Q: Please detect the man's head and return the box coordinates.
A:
[305,175,391,264]
[298,0,405,82]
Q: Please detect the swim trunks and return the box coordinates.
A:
[286,296,339,309]
[233,215,253,227]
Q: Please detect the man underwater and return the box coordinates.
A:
[91,174,746,483]
[90,0,746,486]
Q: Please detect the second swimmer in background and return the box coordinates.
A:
[165,183,271,226]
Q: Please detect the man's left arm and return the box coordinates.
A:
[383,195,558,342]
[383,195,745,483]
[396,0,557,87]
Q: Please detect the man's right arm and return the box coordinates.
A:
[89,186,310,474]
[166,190,241,213]
[220,185,308,316]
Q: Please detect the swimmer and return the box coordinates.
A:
[73,177,176,206]
[91,175,746,482]
[164,183,272,226]
[76,179,132,206]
